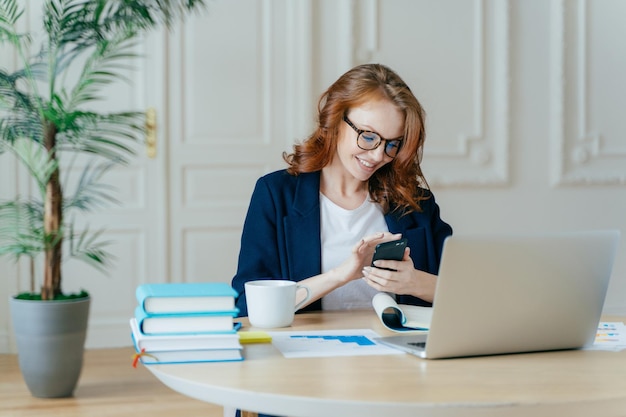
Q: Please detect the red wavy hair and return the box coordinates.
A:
[283,63,429,215]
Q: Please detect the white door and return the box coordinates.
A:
[164,0,312,287]
[83,0,313,347]
[60,33,170,347]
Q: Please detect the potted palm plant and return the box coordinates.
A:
[0,0,204,398]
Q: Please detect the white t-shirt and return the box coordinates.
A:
[320,193,389,310]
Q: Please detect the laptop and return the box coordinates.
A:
[374,230,620,359]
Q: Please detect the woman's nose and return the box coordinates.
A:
[369,144,386,161]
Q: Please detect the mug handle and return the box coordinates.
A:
[294,284,311,311]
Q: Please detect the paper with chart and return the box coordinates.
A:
[267,329,405,358]
[586,322,626,351]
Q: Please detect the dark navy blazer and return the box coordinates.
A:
[231,170,453,316]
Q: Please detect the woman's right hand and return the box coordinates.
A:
[334,232,403,284]
[294,232,402,310]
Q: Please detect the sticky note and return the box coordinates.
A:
[239,331,272,344]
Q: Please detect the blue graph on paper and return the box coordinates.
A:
[268,329,403,358]
[289,335,376,346]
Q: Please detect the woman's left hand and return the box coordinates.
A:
[362,247,437,303]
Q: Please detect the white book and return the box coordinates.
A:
[130,318,242,351]
[134,306,237,334]
[135,347,243,365]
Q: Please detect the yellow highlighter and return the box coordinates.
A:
[239,331,272,344]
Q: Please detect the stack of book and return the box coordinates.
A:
[130,282,243,365]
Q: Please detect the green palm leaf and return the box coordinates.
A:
[64,161,118,212]
[0,0,23,45]
[64,34,139,110]
[56,111,143,162]
[1,137,58,198]
[0,200,45,259]
[67,223,114,272]
[0,0,206,298]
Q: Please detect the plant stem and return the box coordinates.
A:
[42,119,62,300]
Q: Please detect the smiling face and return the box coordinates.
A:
[332,99,404,183]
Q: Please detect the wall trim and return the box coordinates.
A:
[550,0,626,186]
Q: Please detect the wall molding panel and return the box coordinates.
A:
[430,0,510,187]
[182,164,265,211]
[182,228,242,284]
[550,0,626,186]
[358,0,511,187]
[179,1,272,146]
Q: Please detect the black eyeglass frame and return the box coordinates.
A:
[342,115,403,158]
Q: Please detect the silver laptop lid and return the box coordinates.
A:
[423,230,620,359]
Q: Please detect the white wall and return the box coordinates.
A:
[0,153,16,352]
[429,0,626,314]
[311,0,626,314]
[0,1,18,352]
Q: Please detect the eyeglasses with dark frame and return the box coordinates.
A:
[342,115,403,158]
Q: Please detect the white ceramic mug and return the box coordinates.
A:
[244,280,311,328]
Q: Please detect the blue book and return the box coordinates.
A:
[134,306,238,335]
[136,282,238,315]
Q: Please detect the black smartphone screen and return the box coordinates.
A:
[371,238,408,269]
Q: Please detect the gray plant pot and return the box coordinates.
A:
[9,296,90,398]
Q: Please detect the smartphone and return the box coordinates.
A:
[371,238,408,270]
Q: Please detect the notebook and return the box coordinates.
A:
[374,230,620,359]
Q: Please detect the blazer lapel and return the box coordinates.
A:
[385,209,421,246]
[284,173,322,279]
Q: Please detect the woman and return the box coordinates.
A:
[232,63,452,315]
